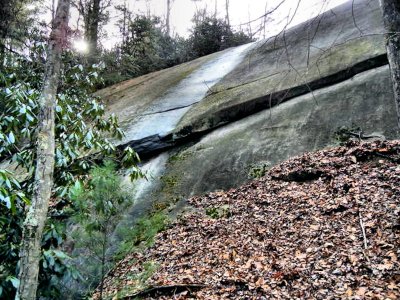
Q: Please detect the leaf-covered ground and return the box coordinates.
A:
[96,141,400,299]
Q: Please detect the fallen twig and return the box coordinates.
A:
[359,211,368,249]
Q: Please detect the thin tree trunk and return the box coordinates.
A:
[0,0,13,58]
[99,233,107,300]
[89,0,101,52]
[263,2,268,39]
[84,0,101,55]
[379,0,400,129]
[225,0,230,26]
[16,0,70,299]
[52,0,56,20]
[122,0,127,45]
[166,0,171,36]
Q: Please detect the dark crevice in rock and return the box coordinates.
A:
[118,54,389,160]
[119,134,173,158]
[117,130,206,160]
[176,54,389,139]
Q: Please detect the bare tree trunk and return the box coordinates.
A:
[379,0,400,129]
[16,0,70,299]
[225,0,230,26]
[87,0,101,53]
[0,0,16,57]
[247,9,252,38]
[146,0,151,18]
[99,232,107,300]
[52,0,56,20]
[263,2,268,39]
[166,0,172,36]
[122,0,127,45]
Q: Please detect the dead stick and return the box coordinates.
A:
[359,211,368,249]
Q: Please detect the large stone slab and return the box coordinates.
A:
[97,53,217,138]
[175,0,387,136]
[92,0,398,218]
[156,66,397,202]
[98,43,254,146]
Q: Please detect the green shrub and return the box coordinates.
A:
[69,161,132,299]
[333,124,362,145]
[248,162,270,179]
[205,204,231,219]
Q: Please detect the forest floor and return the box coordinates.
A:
[95,140,400,299]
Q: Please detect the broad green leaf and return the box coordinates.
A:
[8,132,15,144]
[6,277,19,289]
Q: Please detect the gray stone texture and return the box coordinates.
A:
[97,0,399,208]
[175,0,387,135]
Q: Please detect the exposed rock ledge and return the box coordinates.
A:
[119,53,391,159]
[109,0,393,157]
[175,0,387,137]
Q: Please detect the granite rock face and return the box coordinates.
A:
[174,0,387,136]
[59,0,400,295]
[96,0,398,212]
[161,66,397,201]
[98,43,254,148]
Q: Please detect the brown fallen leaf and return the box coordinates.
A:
[92,141,400,300]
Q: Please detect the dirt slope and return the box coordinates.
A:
[96,140,400,299]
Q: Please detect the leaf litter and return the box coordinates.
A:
[95,140,400,299]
